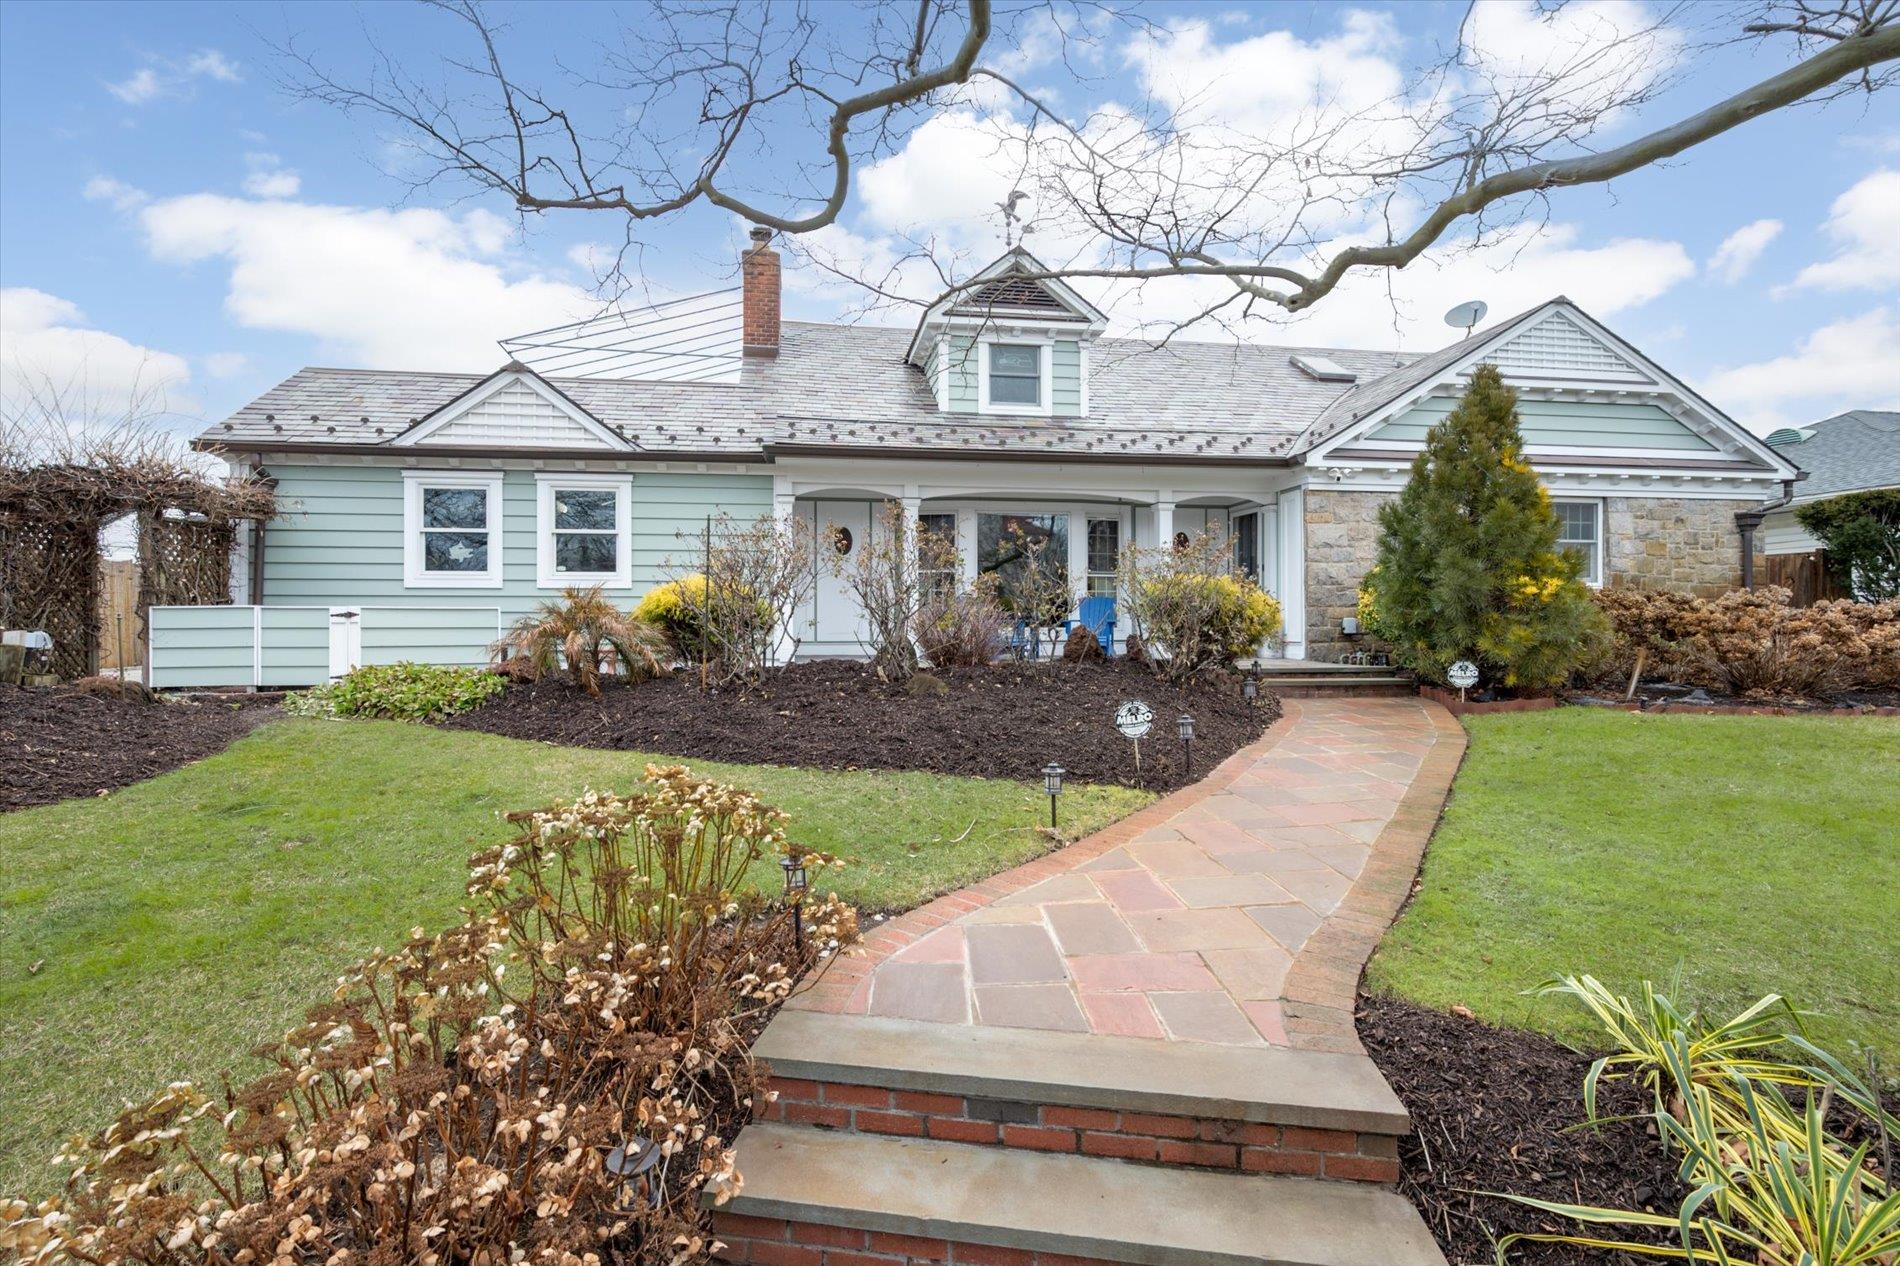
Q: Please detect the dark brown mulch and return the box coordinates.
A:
[444,659,1277,792]
[1358,994,1687,1266]
[1,684,278,812]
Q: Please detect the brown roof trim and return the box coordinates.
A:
[764,441,1294,468]
[193,438,765,464]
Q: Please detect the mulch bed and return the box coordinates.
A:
[1,684,278,812]
[445,659,1277,792]
[1359,994,1686,1266]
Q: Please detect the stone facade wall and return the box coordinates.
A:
[1297,489,1753,662]
[1603,497,1751,594]
[1302,488,1396,662]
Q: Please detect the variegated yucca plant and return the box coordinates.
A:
[1493,976,1897,1265]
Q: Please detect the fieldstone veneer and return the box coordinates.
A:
[1301,489,1755,660]
[1303,488,1397,662]
[1603,496,1751,594]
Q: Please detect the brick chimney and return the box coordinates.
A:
[741,225,780,358]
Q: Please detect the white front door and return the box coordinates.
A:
[807,500,874,653]
[328,607,362,678]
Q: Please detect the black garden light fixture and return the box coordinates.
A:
[1242,670,1259,703]
[1042,762,1066,830]
[1178,713,1196,776]
[605,1136,664,1209]
[780,852,809,953]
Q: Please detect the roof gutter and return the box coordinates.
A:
[763,442,1296,468]
[192,438,765,464]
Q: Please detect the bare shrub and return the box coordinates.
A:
[495,585,672,696]
[1118,531,1281,683]
[3,767,859,1265]
[916,573,1008,669]
[829,502,964,681]
[1592,586,1900,697]
[660,515,814,688]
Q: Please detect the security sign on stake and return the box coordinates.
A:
[1115,701,1154,739]
[1447,659,1479,702]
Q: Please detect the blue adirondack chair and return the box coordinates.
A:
[1075,594,1116,653]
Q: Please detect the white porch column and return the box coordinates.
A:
[1154,493,1176,551]
[1065,510,1088,618]
[771,477,800,664]
[1276,488,1307,660]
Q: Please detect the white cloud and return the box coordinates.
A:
[241,153,302,199]
[0,287,192,418]
[105,48,241,106]
[83,175,150,213]
[202,352,248,378]
[136,194,597,370]
[1789,170,1900,292]
[1708,219,1781,284]
[1703,307,1900,430]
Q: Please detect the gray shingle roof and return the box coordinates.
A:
[197,320,1422,462]
[1769,410,1900,501]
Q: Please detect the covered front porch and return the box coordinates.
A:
[771,457,1312,661]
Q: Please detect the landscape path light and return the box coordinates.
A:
[1179,713,1196,777]
[605,1136,663,1209]
[780,852,808,953]
[1042,762,1065,831]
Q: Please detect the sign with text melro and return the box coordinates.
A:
[1447,660,1480,691]
[1115,701,1155,739]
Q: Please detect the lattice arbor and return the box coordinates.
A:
[0,462,273,679]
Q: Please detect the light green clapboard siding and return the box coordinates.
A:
[262,464,772,624]
[148,606,256,689]
[940,336,1085,415]
[1368,397,1716,450]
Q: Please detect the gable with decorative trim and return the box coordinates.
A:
[1482,309,1656,385]
[393,369,627,451]
[1370,397,1716,452]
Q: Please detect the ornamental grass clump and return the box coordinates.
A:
[1494,975,1899,1265]
[496,585,673,697]
[2,766,858,1266]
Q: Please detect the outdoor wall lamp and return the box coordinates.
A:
[1178,713,1196,776]
[1042,762,1065,830]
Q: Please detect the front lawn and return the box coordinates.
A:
[1366,709,1900,1062]
[0,718,1148,1196]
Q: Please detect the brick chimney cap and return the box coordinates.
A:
[748,225,773,247]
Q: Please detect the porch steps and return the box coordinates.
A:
[1252,661,1415,699]
[714,1124,1446,1266]
[712,1013,1446,1264]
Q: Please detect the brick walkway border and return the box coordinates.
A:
[1279,703,1466,1054]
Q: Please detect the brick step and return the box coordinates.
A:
[712,1123,1447,1266]
[753,1012,1406,1183]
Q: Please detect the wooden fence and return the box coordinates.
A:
[96,559,140,674]
[1760,551,1849,606]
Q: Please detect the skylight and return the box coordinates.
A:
[1290,353,1357,383]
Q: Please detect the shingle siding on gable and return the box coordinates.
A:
[260,462,770,620]
[1368,398,1716,451]
[424,380,612,448]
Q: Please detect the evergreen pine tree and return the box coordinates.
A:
[1369,364,1607,691]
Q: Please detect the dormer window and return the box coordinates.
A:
[979,339,1051,413]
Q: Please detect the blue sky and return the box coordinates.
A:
[1,0,1896,443]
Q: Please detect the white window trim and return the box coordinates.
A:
[1552,496,1604,587]
[535,473,633,589]
[976,336,1054,416]
[403,471,505,589]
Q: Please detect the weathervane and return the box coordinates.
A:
[996,189,1029,247]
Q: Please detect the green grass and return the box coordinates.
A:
[0,719,1149,1196]
[1367,709,1900,1063]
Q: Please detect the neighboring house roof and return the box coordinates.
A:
[1764,410,1900,503]
[199,321,1416,463]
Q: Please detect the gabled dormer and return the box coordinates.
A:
[391,363,633,451]
[906,249,1108,418]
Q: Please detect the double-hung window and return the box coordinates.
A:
[403,472,504,588]
[983,342,1045,410]
[536,474,632,589]
[1553,499,1603,586]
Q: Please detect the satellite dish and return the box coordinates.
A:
[1444,300,1489,335]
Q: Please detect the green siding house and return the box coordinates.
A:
[157,241,1802,686]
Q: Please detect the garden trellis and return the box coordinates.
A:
[0,459,274,679]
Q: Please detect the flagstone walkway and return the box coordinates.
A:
[788,696,1466,1055]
